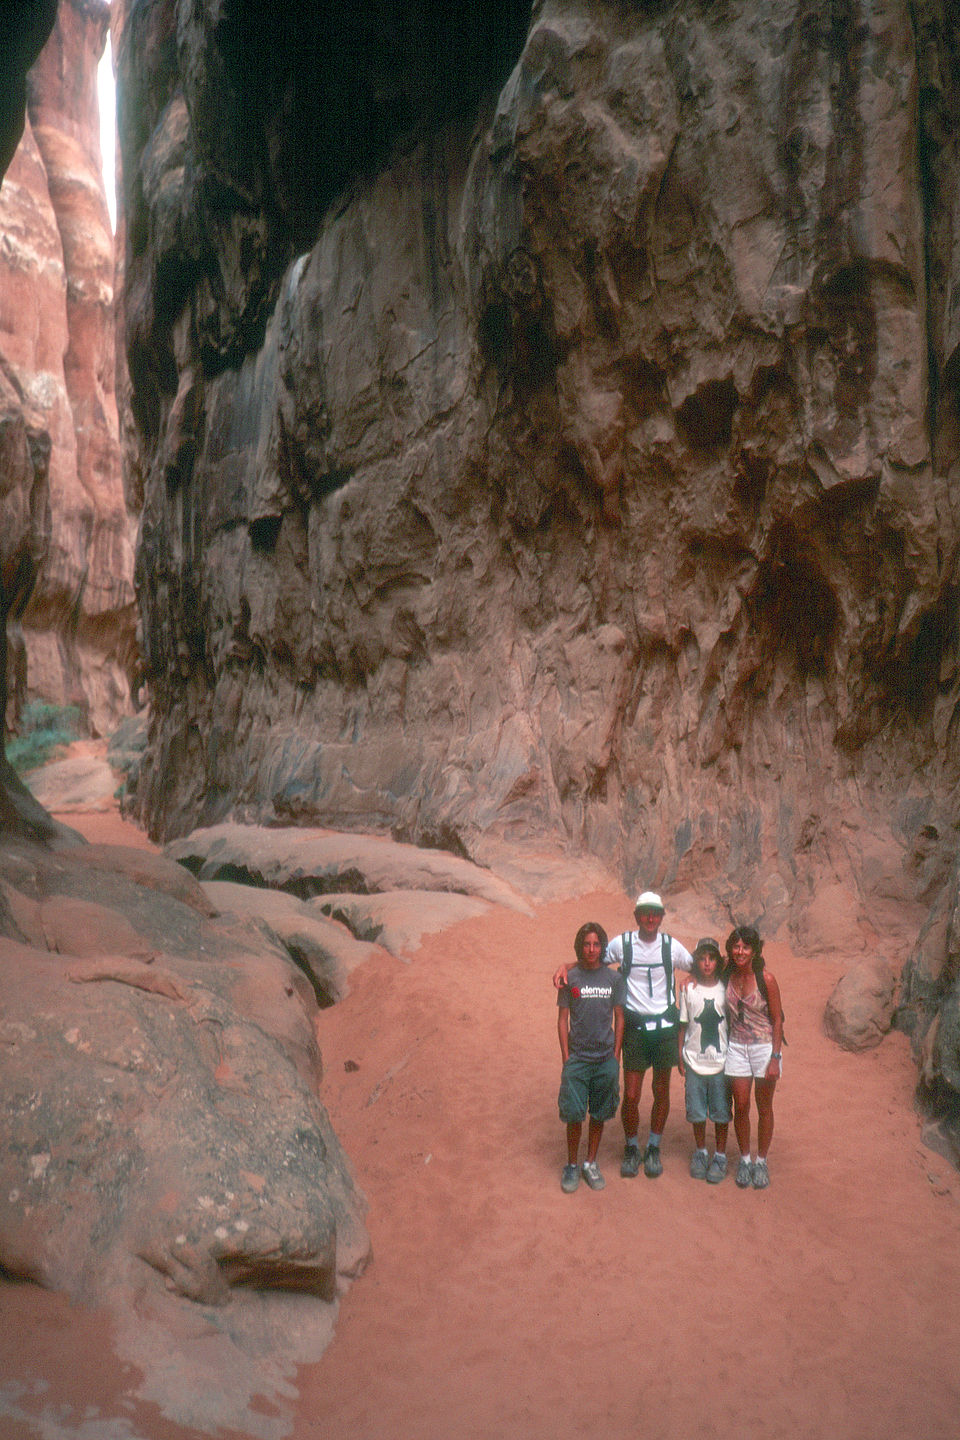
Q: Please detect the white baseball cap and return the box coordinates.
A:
[635,891,664,912]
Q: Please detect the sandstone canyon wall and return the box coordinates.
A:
[119,3,960,1132]
[0,0,135,741]
[0,1,57,177]
[0,17,371,1395]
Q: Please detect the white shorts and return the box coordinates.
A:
[724,1040,778,1079]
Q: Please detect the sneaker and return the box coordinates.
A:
[752,1157,770,1190]
[643,1143,663,1178]
[620,1144,642,1178]
[689,1148,709,1181]
[706,1153,728,1184]
[561,1163,580,1193]
[581,1160,605,1190]
[735,1157,753,1188]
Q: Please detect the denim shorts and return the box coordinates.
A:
[558,1053,620,1124]
[684,1067,732,1124]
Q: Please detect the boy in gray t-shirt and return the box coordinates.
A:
[557,922,625,1193]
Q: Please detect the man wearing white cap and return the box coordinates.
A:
[605,892,694,1177]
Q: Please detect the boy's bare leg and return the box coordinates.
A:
[715,1120,729,1152]
[586,1117,603,1163]
[566,1121,583,1165]
[692,1120,706,1149]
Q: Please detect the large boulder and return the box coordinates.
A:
[312,888,494,960]
[0,831,369,1429]
[823,957,899,1052]
[899,863,960,1151]
[201,877,384,1004]
[165,820,535,912]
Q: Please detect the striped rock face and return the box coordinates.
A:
[0,0,135,746]
[118,5,960,1109]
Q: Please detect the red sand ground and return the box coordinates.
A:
[1,808,959,1439]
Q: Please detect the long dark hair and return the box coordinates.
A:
[725,925,769,1006]
[574,922,609,963]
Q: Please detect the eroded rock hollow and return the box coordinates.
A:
[121,4,960,1124]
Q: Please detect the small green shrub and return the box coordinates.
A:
[7,701,84,775]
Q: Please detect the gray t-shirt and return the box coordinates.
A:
[558,964,626,1061]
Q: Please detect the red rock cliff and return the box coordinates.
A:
[1,0,135,739]
[118,2,960,1124]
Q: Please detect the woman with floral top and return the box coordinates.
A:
[724,926,783,1190]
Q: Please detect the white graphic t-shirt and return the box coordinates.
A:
[679,980,728,1074]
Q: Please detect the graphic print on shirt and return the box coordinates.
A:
[695,997,723,1054]
[679,979,728,1074]
[559,964,626,1061]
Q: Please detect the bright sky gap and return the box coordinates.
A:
[98,33,116,232]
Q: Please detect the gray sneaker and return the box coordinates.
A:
[689,1148,709,1180]
[561,1163,580,1193]
[643,1143,663,1178]
[735,1157,753,1188]
[752,1157,770,1190]
[620,1144,642,1178]
[581,1160,605,1190]
[706,1152,728,1184]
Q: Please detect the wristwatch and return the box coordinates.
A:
[771,1051,782,1060]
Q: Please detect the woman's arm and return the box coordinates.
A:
[764,970,783,1078]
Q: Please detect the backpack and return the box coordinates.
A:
[619,931,680,1026]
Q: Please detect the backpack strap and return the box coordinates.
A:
[661,932,673,994]
[621,932,673,1000]
[621,932,671,988]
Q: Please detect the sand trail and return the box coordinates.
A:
[0,811,957,1439]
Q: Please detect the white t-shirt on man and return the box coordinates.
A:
[605,930,693,1017]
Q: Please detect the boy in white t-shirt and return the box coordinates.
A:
[677,937,731,1184]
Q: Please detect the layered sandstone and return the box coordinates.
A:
[0,0,135,740]
[0,0,60,840]
[0,9,375,1400]
[0,827,370,1425]
[120,2,960,1127]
